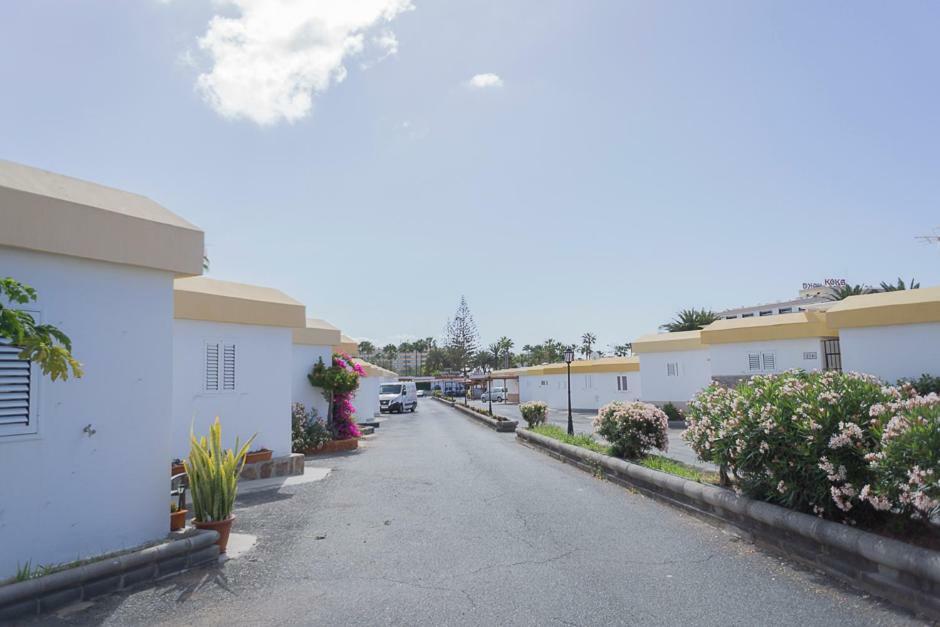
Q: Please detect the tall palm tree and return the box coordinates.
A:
[825,284,873,301]
[358,340,376,356]
[661,308,718,332]
[496,336,514,368]
[879,277,920,292]
[580,332,597,358]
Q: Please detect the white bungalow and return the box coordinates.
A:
[292,318,342,421]
[493,357,642,412]
[352,359,398,418]
[699,310,840,386]
[172,277,306,459]
[0,160,203,578]
[826,286,940,383]
[632,330,712,408]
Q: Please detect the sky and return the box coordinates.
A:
[2,1,939,351]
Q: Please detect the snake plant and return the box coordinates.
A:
[184,417,255,523]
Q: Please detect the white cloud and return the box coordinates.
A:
[466,73,503,89]
[194,0,415,125]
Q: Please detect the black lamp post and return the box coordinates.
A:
[487,374,493,415]
[564,347,575,435]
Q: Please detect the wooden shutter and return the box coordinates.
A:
[0,342,31,426]
[205,343,220,391]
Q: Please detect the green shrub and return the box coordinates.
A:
[684,371,894,521]
[593,401,668,460]
[519,401,548,428]
[864,394,940,520]
[898,373,940,396]
[292,402,331,452]
[661,402,684,423]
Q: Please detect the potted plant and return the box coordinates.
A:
[170,502,187,531]
[244,447,272,464]
[185,417,254,553]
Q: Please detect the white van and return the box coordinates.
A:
[481,386,508,402]
[379,381,418,413]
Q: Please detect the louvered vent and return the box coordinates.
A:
[762,353,776,371]
[748,354,761,371]
[0,342,31,426]
[222,344,236,391]
[206,343,219,391]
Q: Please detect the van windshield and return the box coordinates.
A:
[380,384,403,395]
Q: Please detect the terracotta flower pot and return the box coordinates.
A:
[244,449,273,464]
[170,509,188,532]
[194,515,236,553]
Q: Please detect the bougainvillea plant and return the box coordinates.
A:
[308,353,365,440]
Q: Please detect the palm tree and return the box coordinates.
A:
[580,332,597,359]
[825,284,873,301]
[358,340,376,356]
[661,308,718,332]
[879,277,920,292]
[496,336,514,368]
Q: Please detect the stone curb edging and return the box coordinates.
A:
[448,401,518,432]
[516,428,940,620]
[0,529,220,620]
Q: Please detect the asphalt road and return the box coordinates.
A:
[34,400,920,626]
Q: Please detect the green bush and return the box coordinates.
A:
[661,402,684,423]
[684,371,894,521]
[519,401,548,428]
[898,373,940,396]
[593,401,668,460]
[864,394,940,520]
[292,403,331,452]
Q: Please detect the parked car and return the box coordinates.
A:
[380,381,418,413]
[416,389,426,397]
[481,386,508,402]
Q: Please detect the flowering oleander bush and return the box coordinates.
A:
[291,402,332,452]
[685,371,902,523]
[593,401,668,460]
[519,401,548,428]
[863,393,940,520]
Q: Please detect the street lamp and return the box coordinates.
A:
[564,347,575,435]
[487,373,492,415]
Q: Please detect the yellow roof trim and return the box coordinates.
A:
[353,358,397,378]
[491,356,639,377]
[0,159,204,276]
[174,277,306,328]
[333,334,360,357]
[631,330,705,353]
[293,318,342,346]
[826,286,940,329]
[700,311,837,344]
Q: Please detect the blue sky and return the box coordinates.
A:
[2,1,939,350]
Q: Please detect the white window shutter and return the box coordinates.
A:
[748,354,761,372]
[0,342,31,426]
[762,353,776,371]
[223,344,236,391]
[205,343,220,391]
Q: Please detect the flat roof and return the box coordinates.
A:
[700,311,837,344]
[718,296,830,317]
[631,329,705,354]
[293,318,343,347]
[826,286,940,329]
[174,277,306,328]
[0,159,204,275]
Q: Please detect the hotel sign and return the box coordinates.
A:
[803,278,846,289]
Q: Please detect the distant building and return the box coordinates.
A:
[717,281,843,320]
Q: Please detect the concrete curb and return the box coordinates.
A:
[517,428,940,620]
[0,529,220,620]
[449,401,518,432]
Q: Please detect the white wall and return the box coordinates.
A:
[840,323,940,383]
[637,349,712,406]
[0,248,173,579]
[709,338,826,377]
[291,344,332,422]
[172,320,292,459]
[354,376,389,419]
[518,371,642,411]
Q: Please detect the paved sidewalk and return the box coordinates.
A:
[467,399,716,471]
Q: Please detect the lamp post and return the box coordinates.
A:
[564,347,575,435]
[487,373,493,415]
